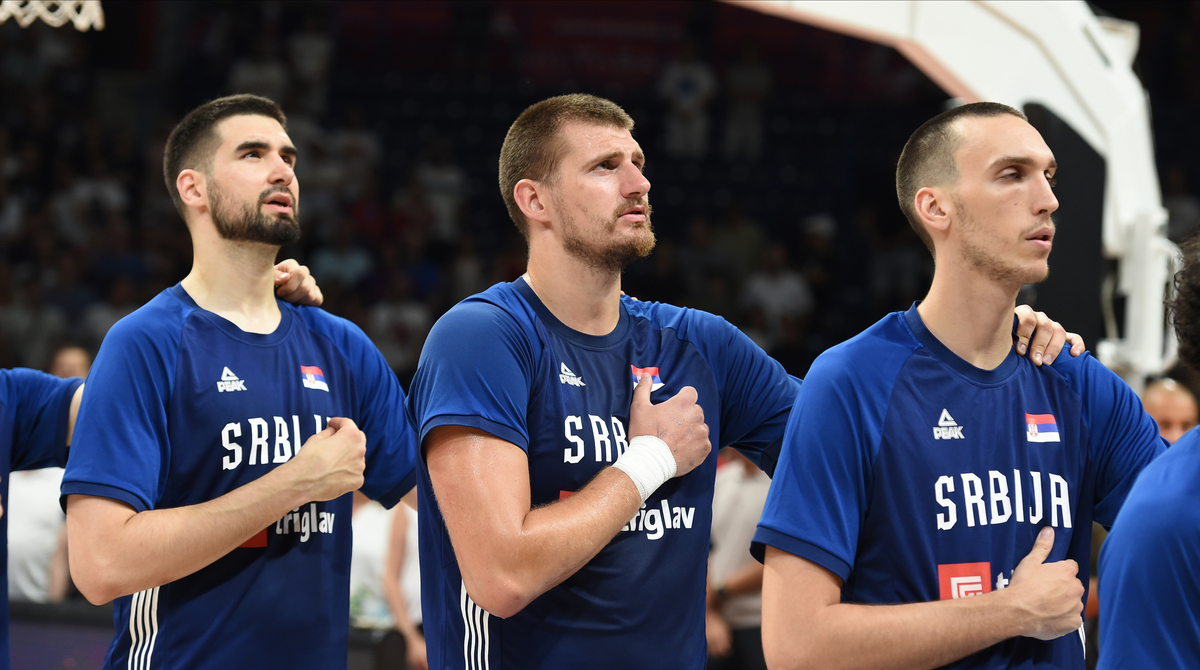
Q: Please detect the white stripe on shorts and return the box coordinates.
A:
[460,581,491,670]
[127,586,160,670]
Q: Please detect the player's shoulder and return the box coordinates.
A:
[622,296,737,341]
[287,301,370,344]
[1041,346,1123,397]
[1123,428,1200,508]
[102,285,195,350]
[431,281,538,339]
[807,311,919,386]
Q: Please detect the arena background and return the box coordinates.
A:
[2,1,1197,668]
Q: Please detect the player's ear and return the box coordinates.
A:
[177,169,207,211]
[514,179,553,229]
[915,186,951,236]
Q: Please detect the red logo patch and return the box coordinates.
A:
[938,562,991,600]
[239,527,268,548]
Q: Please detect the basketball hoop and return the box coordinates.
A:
[0,0,105,31]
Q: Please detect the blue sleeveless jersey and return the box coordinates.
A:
[753,305,1164,669]
[0,369,81,669]
[408,279,800,670]
[1098,426,1200,669]
[61,284,417,670]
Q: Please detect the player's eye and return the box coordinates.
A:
[1046,173,1057,188]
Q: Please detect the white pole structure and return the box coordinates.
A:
[728,0,1173,390]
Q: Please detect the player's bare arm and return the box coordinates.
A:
[427,374,709,618]
[762,528,1084,670]
[66,417,366,605]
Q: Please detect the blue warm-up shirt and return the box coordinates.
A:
[62,284,417,670]
[408,278,800,670]
[753,305,1164,669]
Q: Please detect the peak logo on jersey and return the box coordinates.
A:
[217,366,247,392]
[1026,413,1060,442]
[630,365,664,391]
[933,408,964,439]
[301,365,329,392]
[559,362,586,387]
[938,562,992,600]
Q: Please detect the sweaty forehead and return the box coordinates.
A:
[955,115,1053,170]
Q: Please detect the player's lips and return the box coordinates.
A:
[1025,226,1054,251]
[618,205,647,223]
[262,192,294,214]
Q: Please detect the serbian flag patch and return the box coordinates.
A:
[1025,413,1061,442]
[301,365,329,392]
[630,365,664,391]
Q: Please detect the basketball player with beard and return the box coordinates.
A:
[407,95,1080,669]
[62,95,418,670]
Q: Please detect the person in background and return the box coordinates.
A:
[706,447,770,670]
[1140,377,1197,444]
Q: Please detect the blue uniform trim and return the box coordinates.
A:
[62,482,147,513]
[420,415,528,452]
[750,528,851,582]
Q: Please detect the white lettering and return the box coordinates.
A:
[961,473,987,527]
[273,416,292,463]
[589,414,611,462]
[674,506,694,529]
[221,422,243,470]
[644,508,663,540]
[1050,474,1072,528]
[989,470,1012,524]
[1013,469,1024,522]
[611,418,628,458]
[564,416,585,464]
[292,415,303,454]
[248,417,269,465]
[1028,471,1043,524]
[936,475,957,530]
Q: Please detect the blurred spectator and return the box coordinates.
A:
[710,209,765,283]
[48,345,90,379]
[227,39,289,104]
[447,236,488,304]
[385,501,426,670]
[1142,377,1198,444]
[0,277,67,370]
[414,141,467,243]
[368,271,432,384]
[0,178,23,241]
[7,467,69,603]
[329,106,382,199]
[288,14,334,114]
[706,448,769,670]
[311,221,374,291]
[722,45,772,160]
[739,243,813,347]
[658,41,717,159]
[79,275,137,352]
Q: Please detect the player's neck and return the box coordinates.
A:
[523,253,622,337]
[181,231,283,335]
[918,268,1020,370]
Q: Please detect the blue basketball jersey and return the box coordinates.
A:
[753,305,1164,669]
[1098,426,1200,669]
[408,278,800,670]
[0,369,81,669]
[61,285,417,670]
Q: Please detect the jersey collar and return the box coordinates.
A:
[514,277,630,349]
[170,283,295,346]
[903,302,1019,384]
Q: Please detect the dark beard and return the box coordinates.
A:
[560,198,655,274]
[209,181,301,246]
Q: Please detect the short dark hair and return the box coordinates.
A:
[498,94,634,239]
[895,101,1027,255]
[163,94,287,219]
[1172,232,1200,371]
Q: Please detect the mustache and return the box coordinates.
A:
[613,198,652,221]
[259,185,297,206]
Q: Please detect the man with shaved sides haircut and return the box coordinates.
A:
[755,102,1165,670]
[63,94,418,670]
[407,94,1078,669]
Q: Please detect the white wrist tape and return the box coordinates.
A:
[612,435,678,502]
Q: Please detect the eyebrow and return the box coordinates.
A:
[589,149,646,167]
[990,155,1056,170]
[235,140,298,159]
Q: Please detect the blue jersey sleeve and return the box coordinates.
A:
[3,368,83,471]
[688,312,800,476]
[62,313,177,512]
[1054,353,1166,527]
[751,344,892,581]
[302,309,417,508]
[408,299,536,450]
